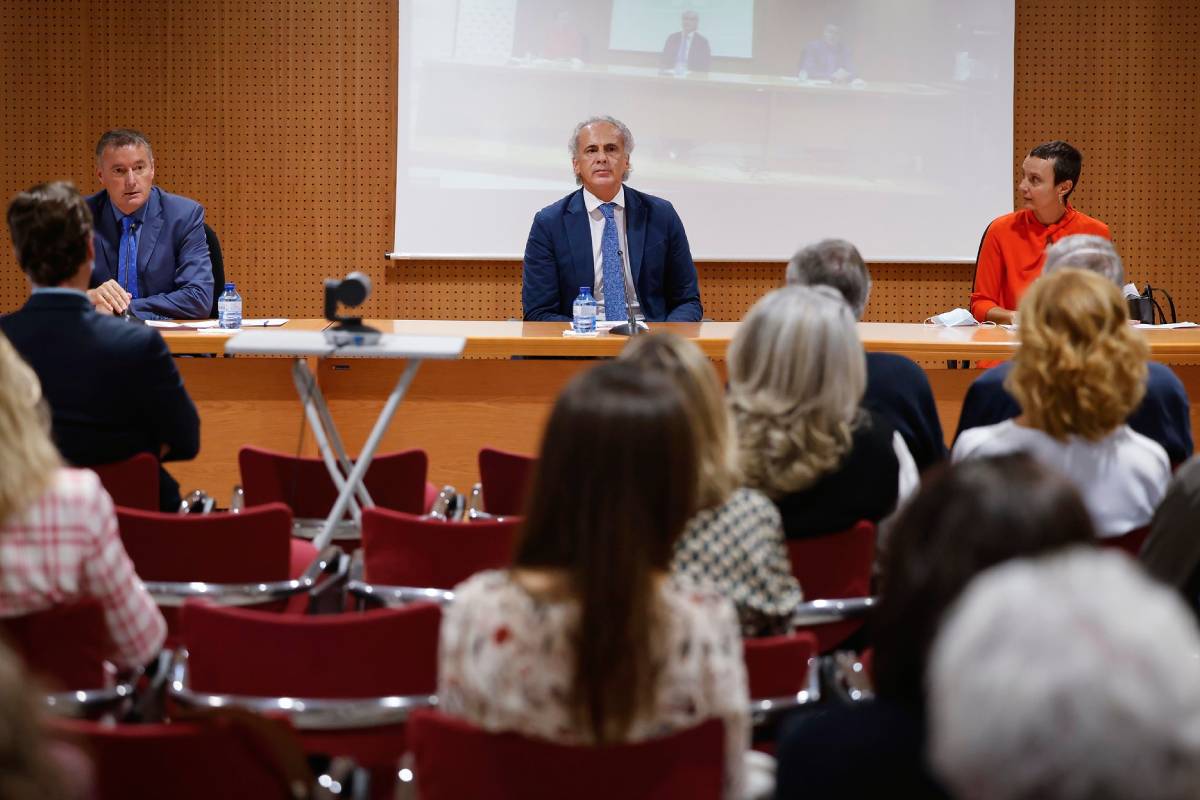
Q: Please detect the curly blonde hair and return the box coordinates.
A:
[0,335,60,523]
[727,286,865,498]
[620,333,738,510]
[1007,268,1147,441]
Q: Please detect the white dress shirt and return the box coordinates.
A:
[581,187,641,321]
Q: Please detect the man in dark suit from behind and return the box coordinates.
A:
[3,181,200,511]
[659,9,712,73]
[786,239,947,472]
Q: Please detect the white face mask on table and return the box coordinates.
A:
[925,308,980,327]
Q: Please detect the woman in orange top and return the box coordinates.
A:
[970,141,1110,325]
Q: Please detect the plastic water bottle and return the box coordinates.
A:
[217,282,242,329]
[572,286,597,334]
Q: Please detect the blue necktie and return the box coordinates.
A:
[118,215,140,299]
[677,35,690,67]
[599,203,626,320]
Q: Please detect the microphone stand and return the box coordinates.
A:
[608,287,649,337]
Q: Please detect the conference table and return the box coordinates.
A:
[162,320,1200,497]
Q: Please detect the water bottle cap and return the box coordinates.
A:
[579,286,589,293]
[225,282,235,291]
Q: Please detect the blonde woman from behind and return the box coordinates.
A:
[0,333,165,669]
[728,285,918,541]
[621,332,802,637]
[953,268,1169,536]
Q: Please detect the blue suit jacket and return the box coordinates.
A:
[521,187,703,322]
[87,186,214,320]
[0,291,201,509]
[954,360,1193,465]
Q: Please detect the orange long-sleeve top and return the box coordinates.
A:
[969,205,1111,322]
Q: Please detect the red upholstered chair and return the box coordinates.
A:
[361,507,518,589]
[48,715,310,800]
[116,503,320,640]
[477,447,537,516]
[174,602,440,786]
[742,632,819,754]
[89,452,160,511]
[406,710,724,800]
[0,601,114,690]
[1100,526,1152,557]
[743,632,818,700]
[238,445,436,519]
[785,520,875,600]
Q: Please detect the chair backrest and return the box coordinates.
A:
[478,447,537,516]
[1100,526,1152,557]
[0,601,112,690]
[239,445,429,518]
[90,453,160,511]
[361,507,517,589]
[785,520,876,600]
[49,715,305,800]
[742,632,817,700]
[408,710,724,800]
[181,601,441,698]
[116,503,293,584]
[204,222,225,319]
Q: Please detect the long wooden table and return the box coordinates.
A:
[163,320,1200,495]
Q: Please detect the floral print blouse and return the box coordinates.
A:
[438,569,750,798]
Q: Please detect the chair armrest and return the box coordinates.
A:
[791,596,877,627]
[168,650,437,730]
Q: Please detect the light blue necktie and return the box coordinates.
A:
[677,34,690,67]
[118,215,140,299]
[599,202,626,320]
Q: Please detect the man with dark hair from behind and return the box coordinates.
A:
[970,140,1109,325]
[955,234,1191,465]
[786,238,947,472]
[2,181,200,511]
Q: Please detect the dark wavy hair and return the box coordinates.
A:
[514,361,699,743]
[872,454,1095,709]
[6,181,93,287]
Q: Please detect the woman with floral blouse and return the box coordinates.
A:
[438,362,751,798]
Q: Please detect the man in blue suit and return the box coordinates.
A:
[3,181,200,511]
[87,129,213,320]
[522,115,703,323]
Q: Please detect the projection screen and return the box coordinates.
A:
[392,0,1015,262]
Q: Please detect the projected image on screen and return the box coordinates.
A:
[395,0,1015,261]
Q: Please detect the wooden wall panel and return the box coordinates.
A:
[2,0,1198,324]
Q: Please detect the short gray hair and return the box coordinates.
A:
[95,128,154,164]
[1043,234,1124,286]
[929,547,1200,800]
[569,116,634,185]
[728,285,865,498]
[785,238,872,320]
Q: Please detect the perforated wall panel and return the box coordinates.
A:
[2,1,1197,323]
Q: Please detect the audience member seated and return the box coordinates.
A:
[438,363,754,799]
[774,454,1093,798]
[1,181,200,511]
[929,547,1200,800]
[786,238,947,472]
[727,286,918,540]
[0,334,165,670]
[620,333,802,637]
[953,268,1170,537]
[1139,455,1200,617]
[955,234,1192,464]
